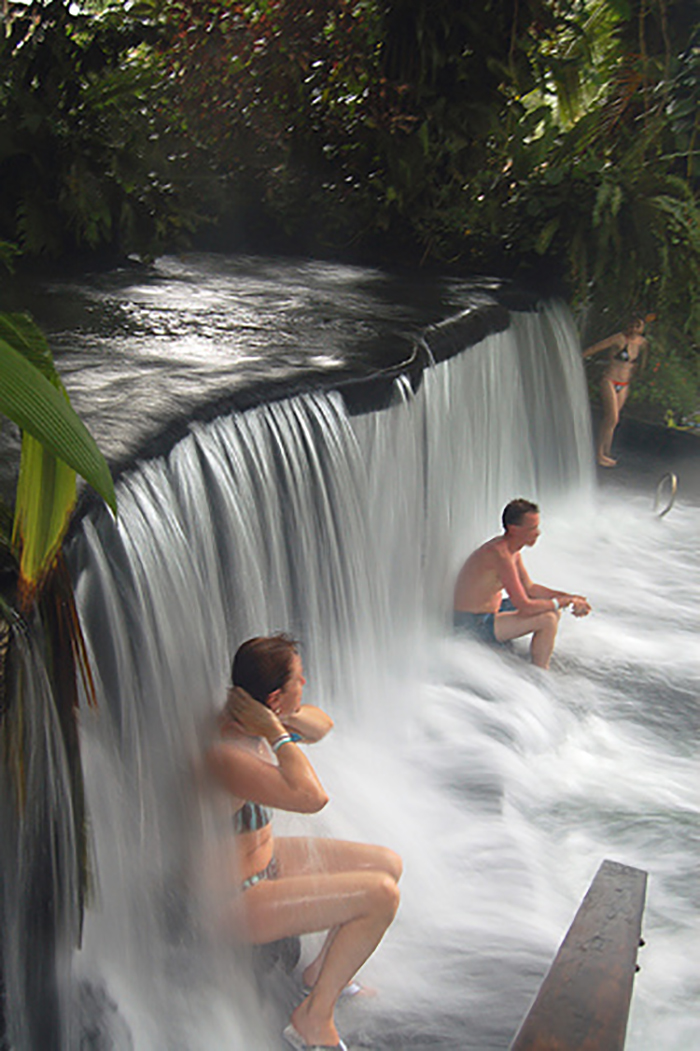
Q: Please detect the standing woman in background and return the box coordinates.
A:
[583,316,649,467]
[205,634,402,1051]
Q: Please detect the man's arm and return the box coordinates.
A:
[520,562,591,617]
[500,551,561,615]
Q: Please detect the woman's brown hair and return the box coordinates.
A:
[230,634,299,705]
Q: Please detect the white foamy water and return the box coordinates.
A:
[6,291,695,1050]
[71,311,698,1049]
[313,490,700,1050]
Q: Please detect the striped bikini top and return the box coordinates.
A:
[232,800,273,834]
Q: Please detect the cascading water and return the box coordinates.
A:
[2,257,698,1050]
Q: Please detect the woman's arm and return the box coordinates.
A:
[207,741,329,813]
[582,333,622,359]
[210,688,329,812]
[281,705,333,743]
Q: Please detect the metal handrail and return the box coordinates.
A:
[653,472,678,517]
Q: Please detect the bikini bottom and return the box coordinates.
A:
[241,855,279,892]
[605,377,630,393]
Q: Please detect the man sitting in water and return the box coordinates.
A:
[453,498,591,669]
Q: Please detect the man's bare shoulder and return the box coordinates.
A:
[458,535,510,577]
[480,535,512,561]
[456,536,487,569]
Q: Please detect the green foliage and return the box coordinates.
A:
[0,305,115,603]
[0,1,697,426]
[0,322,116,511]
[0,301,113,1000]
[629,338,700,425]
[0,0,202,259]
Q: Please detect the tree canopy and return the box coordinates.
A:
[1,0,698,420]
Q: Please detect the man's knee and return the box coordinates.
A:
[538,610,560,634]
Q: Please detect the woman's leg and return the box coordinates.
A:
[289,874,399,1047]
[597,379,620,464]
[273,838,402,988]
[275,836,403,882]
[302,927,340,990]
[233,866,400,1046]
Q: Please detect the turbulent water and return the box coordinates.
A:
[2,256,698,1050]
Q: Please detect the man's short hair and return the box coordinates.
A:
[502,498,539,530]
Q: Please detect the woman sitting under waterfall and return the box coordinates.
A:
[205,634,402,1051]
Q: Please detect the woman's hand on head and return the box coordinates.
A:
[212,687,329,813]
[225,686,285,741]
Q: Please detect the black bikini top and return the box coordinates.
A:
[232,800,273,834]
[614,343,631,362]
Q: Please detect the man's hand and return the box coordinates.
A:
[570,596,591,617]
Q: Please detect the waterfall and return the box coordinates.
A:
[0,629,81,1051]
[11,281,698,1050]
[7,298,586,1050]
[72,300,592,729]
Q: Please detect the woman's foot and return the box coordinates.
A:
[283,1022,347,1051]
[289,996,342,1050]
[302,979,373,1000]
[597,454,617,467]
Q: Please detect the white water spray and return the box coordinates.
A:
[24,298,696,1050]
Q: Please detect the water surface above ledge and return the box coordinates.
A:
[1,253,534,479]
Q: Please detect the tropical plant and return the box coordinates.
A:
[0,313,116,600]
[0,290,116,1044]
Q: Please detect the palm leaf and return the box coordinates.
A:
[12,433,77,611]
[0,336,116,514]
[0,313,58,383]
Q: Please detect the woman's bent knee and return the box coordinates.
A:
[369,873,401,922]
[383,847,403,883]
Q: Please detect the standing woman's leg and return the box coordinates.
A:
[606,383,629,462]
[597,378,620,465]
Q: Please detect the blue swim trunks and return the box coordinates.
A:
[453,597,516,644]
